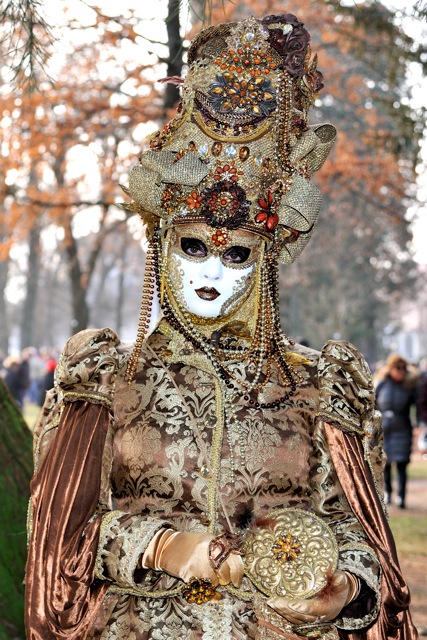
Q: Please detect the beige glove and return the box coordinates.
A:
[142,528,243,587]
[267,570,360,625]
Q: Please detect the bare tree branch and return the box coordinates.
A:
[0,0,56,90]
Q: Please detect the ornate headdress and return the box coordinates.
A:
[124,14,336,386]
[123,13,336,264]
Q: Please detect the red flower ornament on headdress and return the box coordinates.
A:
[255,190,280,231]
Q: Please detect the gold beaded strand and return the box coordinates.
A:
[273,70,294,175]
[126,241,158,383]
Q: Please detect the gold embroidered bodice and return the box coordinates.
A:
[32,325,384,639]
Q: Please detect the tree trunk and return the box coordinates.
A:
[63,220,89,334]
[164,0,183,112]
[20,222,41,348]
[0,257,9,355]
[115,229,128,334]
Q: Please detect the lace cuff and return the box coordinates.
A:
[336,544,381,630]
[95,511,169,589]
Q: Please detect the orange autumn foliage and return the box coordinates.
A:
[0,0,419,355]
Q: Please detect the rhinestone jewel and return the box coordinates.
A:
[225,144,237,158]
[198,142,209,156]
[272,534,301,563]
[282,24,293,34]
[212,141,222,156]
[199,512,212,526]
[200,465,210,478]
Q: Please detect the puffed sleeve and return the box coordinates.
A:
[26,328,125,640]
[307,341,381,631]
[315,340,415,640]
[317,339,385,487]
[32,327,121,474]
[55,326,122,402]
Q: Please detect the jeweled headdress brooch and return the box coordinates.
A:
[122,14,336,263]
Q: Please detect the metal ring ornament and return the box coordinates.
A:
[243,508,338,599]
[209,531,243,572]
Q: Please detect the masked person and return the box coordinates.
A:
[25,14,418,640]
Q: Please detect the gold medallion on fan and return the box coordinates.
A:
[244,508,338,598]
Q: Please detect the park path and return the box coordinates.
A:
[389,457,427,635]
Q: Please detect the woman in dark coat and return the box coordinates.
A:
[375,354,418,508]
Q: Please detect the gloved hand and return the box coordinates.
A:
[142,528,243,587]
[267,570,360,625]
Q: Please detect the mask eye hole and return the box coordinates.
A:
[222,246,251,264]
[181,238,208,258]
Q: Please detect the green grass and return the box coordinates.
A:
[389,512,427,557]
[387,459,427,556]
[22,402,41,432]
[0,475,28,639]
[408,459,427,479]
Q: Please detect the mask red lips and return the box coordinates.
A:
[195,287,220,301]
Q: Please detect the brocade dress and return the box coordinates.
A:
[26,324,411,640]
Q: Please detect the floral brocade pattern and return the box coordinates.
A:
[110,331,314,528]
[317,340,376,435]
[31,328,382,639]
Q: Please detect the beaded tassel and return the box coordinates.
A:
[126,240,158,383]
[274,71,293,173]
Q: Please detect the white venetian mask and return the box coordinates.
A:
[166,223,264,319]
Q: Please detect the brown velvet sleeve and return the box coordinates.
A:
[25,401,110,640]
[325,425,419,640]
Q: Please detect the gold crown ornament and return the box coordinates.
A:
[122,13,336,264]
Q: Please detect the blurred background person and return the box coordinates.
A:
[23,347,45,405]
[375,354,419,508]
[3,354,29,409]
[416,356,427,458]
